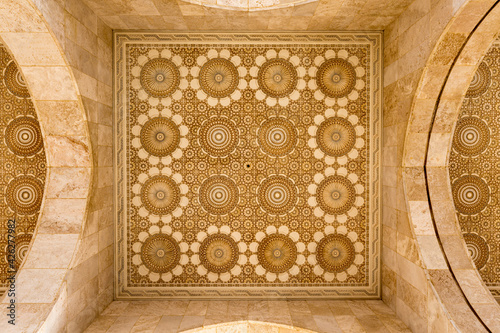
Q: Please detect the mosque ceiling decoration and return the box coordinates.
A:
[115,32,381,298]
[450,41,500,298]
[0,44,47,293]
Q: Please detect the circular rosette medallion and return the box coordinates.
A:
[199,58,239,98]
[6,175,43,215]
[463,233,489,270]
[5,116,43,156]
[317,175,356,215]
[257,59,298,98]
[316,234,355,273]
[317,58,356,98]
[140,58,180,98]
[199,234,239,273]
[140,117,180,157]
[453,117,490,156]
[199,117,238,157]
[466,62,491,98]
[452,175,489,215]
[316,117,356,157]
[4,61,29,98]
[257,234,297,274]
[257,117,298,157]
[199,175,239,215]
[141,175,181,215]
[258,175,298,215]
[13,233,32,269]
[141,234,180,273]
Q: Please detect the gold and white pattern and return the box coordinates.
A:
[115,32,381,299]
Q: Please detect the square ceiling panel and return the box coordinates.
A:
[114,32,381,299]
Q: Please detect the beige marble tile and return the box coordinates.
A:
[154,315,182,333]
[46,167,91,199]
[45,135,91,167]
[36,100,87,136]
[38,198,87,233]
[130,315,162,333]
[0,32,64,65]
[15,269,65,303]
[185,301,209,316]
[179,315,205,331]
[83,315,117,332]
[23,234,79,269]
[107,315,140,332]
[21,66,78,100]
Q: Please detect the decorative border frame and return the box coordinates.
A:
[114,32,382,299]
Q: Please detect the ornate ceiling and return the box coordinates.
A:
[450,41,500,297]
[115,32,381,298]
[81,0,412,30]
[0,45,46,291]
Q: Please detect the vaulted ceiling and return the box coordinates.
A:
[81,0,412,30]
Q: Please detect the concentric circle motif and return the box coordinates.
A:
[317,234,355,273]
[258,175,297,215]
[140,58,180,97]
[257,234,297,273]
[199,117,238,157]
[317,176,356,215]
[5,117,43,156]
[4,61,29,98]
[141,234,180,273]
[258,59,298,98]
[141,175,181,215]
[463,233,489,270]
[199,58,239,98]
[199,234,238,273]
[199,175,239,215]
[466,62,491,98]
[452,175,489,215]
[5,176,43,215]
[140,117,180,157]
[257,118,298,157]
[14,233,32,269]
[316,117,356,156]
[317,59,356,98]
[453,117,490,156]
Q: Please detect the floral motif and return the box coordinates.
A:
[132,167,188,223]
[190,225,247,282]
[308,108,365,164]
[132,225,189,282]
[132,108,188,165]
[131,49,188,106]
[190,49,247,106]
[249,225,305,282]
[307,225,364,282]
[249,49,306,107]
[308,167,364,223]
[308,50,365,106]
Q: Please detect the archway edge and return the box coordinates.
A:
[0,0,92,332]
[403,0,500,331]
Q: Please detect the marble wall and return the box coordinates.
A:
[383,0,465,331]
[31,0,114,331]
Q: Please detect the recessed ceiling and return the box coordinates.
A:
[114,32,381,298]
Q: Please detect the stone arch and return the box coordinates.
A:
[179,320,318,333]
[403,0,500,331]
[0,0,92,332]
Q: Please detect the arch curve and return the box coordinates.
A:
[179,320,318,333]
[403,0,500,331]
[0,0,92,332]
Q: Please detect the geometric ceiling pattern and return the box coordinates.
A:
[115,32,381,298]
[450,41,500,297]
[0,44,46,292]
